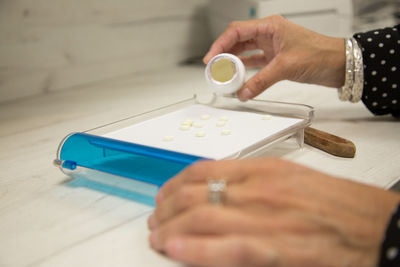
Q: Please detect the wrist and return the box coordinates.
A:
[313,35,346,88]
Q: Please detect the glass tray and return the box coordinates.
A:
[54,94,314,206]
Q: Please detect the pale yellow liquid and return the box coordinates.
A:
[210,58,236,82]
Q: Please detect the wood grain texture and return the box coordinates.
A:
[0,67,399,266]
[305,126,356,158]
[0,0,211,103]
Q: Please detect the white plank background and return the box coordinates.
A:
[0,0,211,103]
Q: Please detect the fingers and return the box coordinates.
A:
[149,205,273,252]
[151,158,296,230]
[149,184,207,230]
[239,54,268,68]
[155,159,213,204]
[157,158,289,203]
[164,236,279,267]
[203,20,260,63]
[228,40,258,56]
[156,160,250,203]
[237,58,285,101]
[150,178,265,230]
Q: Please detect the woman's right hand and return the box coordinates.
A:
[203,15,346,101]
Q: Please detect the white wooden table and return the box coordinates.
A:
[1,66,399,267]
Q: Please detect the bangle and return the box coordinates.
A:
[338,38,354,101]
[350,38,364,103]
[338,37,364,103]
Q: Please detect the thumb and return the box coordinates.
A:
[237,59,284,101]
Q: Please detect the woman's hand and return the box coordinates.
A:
[203,15,346,101]
[148,158,400,267]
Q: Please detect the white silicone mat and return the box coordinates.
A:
[103,104,302,160]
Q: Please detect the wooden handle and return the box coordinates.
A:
[304,127,356,158]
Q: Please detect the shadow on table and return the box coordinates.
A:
[64,176,156,207]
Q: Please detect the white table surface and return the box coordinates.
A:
[1,65,399,267]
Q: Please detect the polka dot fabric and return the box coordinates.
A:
[354,25,400,117]
[379,203,400,267]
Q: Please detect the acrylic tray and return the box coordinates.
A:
[54,94,314,206]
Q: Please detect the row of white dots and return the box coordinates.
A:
[372,99,398,107]
[163,114,273,141]
[370,48,396,58]
[371,84,398,91]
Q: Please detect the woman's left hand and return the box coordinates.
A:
[148,158,400,267]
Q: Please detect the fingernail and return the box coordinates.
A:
[155,191,163,204]
[147,214,156,230]
[166,238,184,257]
[238,88,253,101]
[203,53,211,64]
[149,230,159,248]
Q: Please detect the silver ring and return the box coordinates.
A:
[208,179,226,205]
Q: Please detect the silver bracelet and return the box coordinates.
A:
[338,38,354,102]
[350,38,364,103]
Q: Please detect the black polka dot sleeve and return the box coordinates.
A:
[353,25,400,117]
[379,203,400,267]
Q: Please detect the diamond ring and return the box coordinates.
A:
[208,179,227,205]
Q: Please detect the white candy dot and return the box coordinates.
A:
[381,60,386,65]
[379,43,384,47]
[182,119,193,126]
[218,116,229,121]
[200,114,211,120]
[367,37,373,42]
[382,93,388,98]
[374,31,379,35]
[393,84,398,89]
[370,53,376,58]
[372,102,378,106]
[261,115,273,120]
[392,66,397,72]
[371,70,377,76]
[390,49,395,54]
[386,34,391,39]
[382,77,387,82]
[180,125,191,131]
[216,121,226,127]
[193,122,204,128]
[196,131,206,137]
[221,129,232,136]
[393,100,398,104]
[372,87,378,92]
[163,135,174,142]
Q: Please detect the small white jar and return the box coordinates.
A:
[205,53,246,95]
